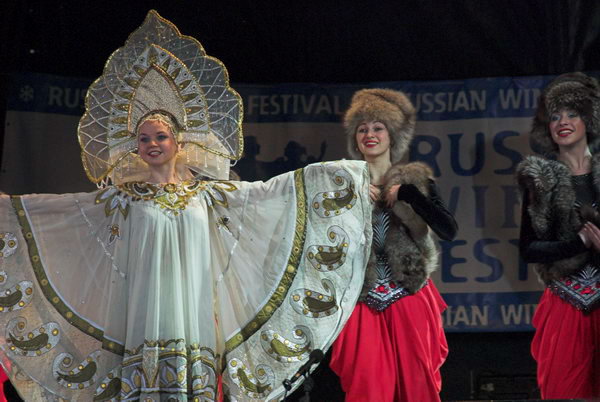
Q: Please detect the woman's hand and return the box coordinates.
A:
[385,184,401,208]
[579,222,600,251]
[369,184,381,203]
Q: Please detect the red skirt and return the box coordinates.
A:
[0,367,6,402]
[330,281,448,402]
[531,289,600,399]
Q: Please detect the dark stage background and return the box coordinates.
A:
[2,1,600,400]
[3,1,600,82]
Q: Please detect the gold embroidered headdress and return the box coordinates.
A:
[78,10,243,186]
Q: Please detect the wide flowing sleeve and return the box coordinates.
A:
[210,160,372,400]
[0,191,125,400]
[0,159,371,401]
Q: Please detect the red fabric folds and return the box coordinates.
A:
[0,367,6,402]
[531,289,600,399]
[330,281,448,402]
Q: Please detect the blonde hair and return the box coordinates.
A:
[136,111,181,142]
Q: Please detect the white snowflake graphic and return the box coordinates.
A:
[19,85,34,102]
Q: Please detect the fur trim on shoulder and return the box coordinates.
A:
[383,161,433,189]
[386,225,438,293]
[516,156,567,208]
[517,155,578,238]
[383,162,433,239]
[359,213,439,299]
[516,154,591,283]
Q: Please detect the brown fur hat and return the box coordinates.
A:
[530,72,600,156]
[344,88,416,163]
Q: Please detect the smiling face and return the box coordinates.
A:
[355,121,391,162]
[137,120,180,167]
[549,109,587,149]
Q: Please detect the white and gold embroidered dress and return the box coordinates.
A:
[0,10,371,402]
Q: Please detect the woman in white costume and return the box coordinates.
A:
[0,11,372,401]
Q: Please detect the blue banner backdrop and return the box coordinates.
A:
[5,72,596,331]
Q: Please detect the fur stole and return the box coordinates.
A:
[516,153,600,284]
[360,162,439,299]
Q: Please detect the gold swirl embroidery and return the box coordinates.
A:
[306,226,349,271]
[0,281,34,312]
[119,181,200,214]
[95,187,130,219]
[94,377,121,401]
[9,332,49,351]
[260,326,312,363]
[0,291,23,309]
[94,365,121,401]
[11,196,124,356]
[227,358,273,398]
[0,232,18,258]
[116,180,237,213]
[312,168,358,217]
[304,296,336,313]
[225,169,307,353]
[115,340,218,400]
[203,181,238,208]
[53,350,102,390]
[271,338,308,357]
[125,338,186,356]
[290,279,338,318]
[322,189,354,211]
[108,224,121,245]
[56,362,97,383]
[7,319,60,356]
[237,369,270,394]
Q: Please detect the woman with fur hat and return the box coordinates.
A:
[517,72,600,398]
[330,89,457,402]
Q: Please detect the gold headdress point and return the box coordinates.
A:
[78,10,243,185]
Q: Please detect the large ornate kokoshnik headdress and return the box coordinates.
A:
[78,10,243,186]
